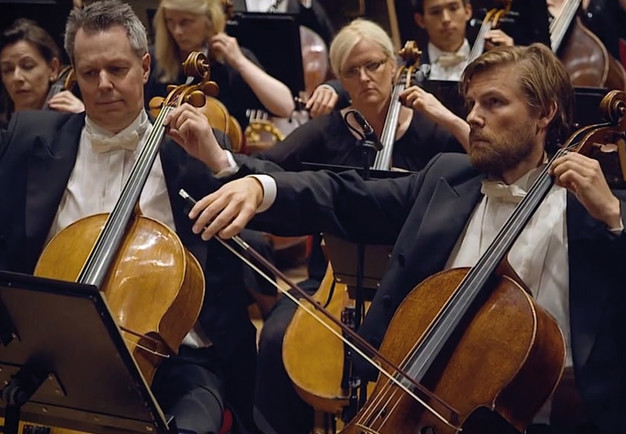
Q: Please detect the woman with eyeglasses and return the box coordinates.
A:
[255,18,469,172]
[252,18,470,434]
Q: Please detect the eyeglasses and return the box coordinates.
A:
[342,58,388,79]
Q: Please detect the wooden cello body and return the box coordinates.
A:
[340,268,564,433]
[6,53,217,434]
[551,0,626,90]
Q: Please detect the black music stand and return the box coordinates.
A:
[0,271,174,434]
[322,234,392,300]
[226,12,305,98]
[321,233,392,420]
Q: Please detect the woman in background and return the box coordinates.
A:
[0,18,83,128]
[147,0,295,130]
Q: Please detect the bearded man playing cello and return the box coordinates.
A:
[170,43,626,433]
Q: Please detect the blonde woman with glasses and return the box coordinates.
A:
[249,18,470,434]
[257,18,468,172]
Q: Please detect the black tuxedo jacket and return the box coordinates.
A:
[0,110,278,363]
[239,151,626,433]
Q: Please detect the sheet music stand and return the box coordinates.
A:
[0,271,174,434]
[322,234,392,301]
[226,12,305,98]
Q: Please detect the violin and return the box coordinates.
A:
[371,41,422,171]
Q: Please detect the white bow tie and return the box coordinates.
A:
[436,52,467,68]
[481,180,527,204]
[90,130,140,153]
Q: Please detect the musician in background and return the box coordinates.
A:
[304,0,519,116]
[0,18,83,128]
[242,18,468,434]
[175,43,626,434]
[0,1,279,432]
[146,0,295,130]
[232,0,335,48]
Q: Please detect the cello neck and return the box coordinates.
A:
[77,107,170,288]
[401,149,567,382]
[550,0,582,52]
[372,82,405,171]
[372,41,422,171]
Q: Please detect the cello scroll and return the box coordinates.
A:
[568,90,626,187]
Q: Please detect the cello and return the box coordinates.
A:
[19,53,214,434]
[550,0,626,90]
[339,90,626,433]
[371,41,423,171]
[42,65,76,110]
[467,0,513,63]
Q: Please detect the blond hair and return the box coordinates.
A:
[153,0,225,82]
[329,18,394,77]
[461,43,573,145]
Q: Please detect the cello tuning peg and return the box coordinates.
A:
[202,82,220,97]
[186,90,207,108]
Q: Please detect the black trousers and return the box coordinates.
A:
[152,346,225,434]
[254,295,314,434]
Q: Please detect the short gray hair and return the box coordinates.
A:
[64,0,148,65]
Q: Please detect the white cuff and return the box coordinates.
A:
[609,220,624,234]
[248,174,277,213]
[213,151,239,178]
[301,0,312,8]
[317,83,338,94]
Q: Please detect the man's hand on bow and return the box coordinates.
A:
[189,177,264,240]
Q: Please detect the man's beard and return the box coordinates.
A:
[469,123,536,178]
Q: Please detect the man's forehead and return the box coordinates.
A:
[466,65,519,96]
[423,0,465,10]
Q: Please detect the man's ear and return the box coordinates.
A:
[538,100,558,130]
[464,2,472,22]
[142,52,151,84]
[49,57,61,81]
[414,12,426,29]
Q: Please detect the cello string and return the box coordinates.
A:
[221,235,460,429]
[178,189,460,428]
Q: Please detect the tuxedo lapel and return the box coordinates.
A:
[410,173,484,280]
[25,114,84,255]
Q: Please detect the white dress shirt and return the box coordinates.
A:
[49,110,211,348]
[427,39,471,81]
[445,165,570,423]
